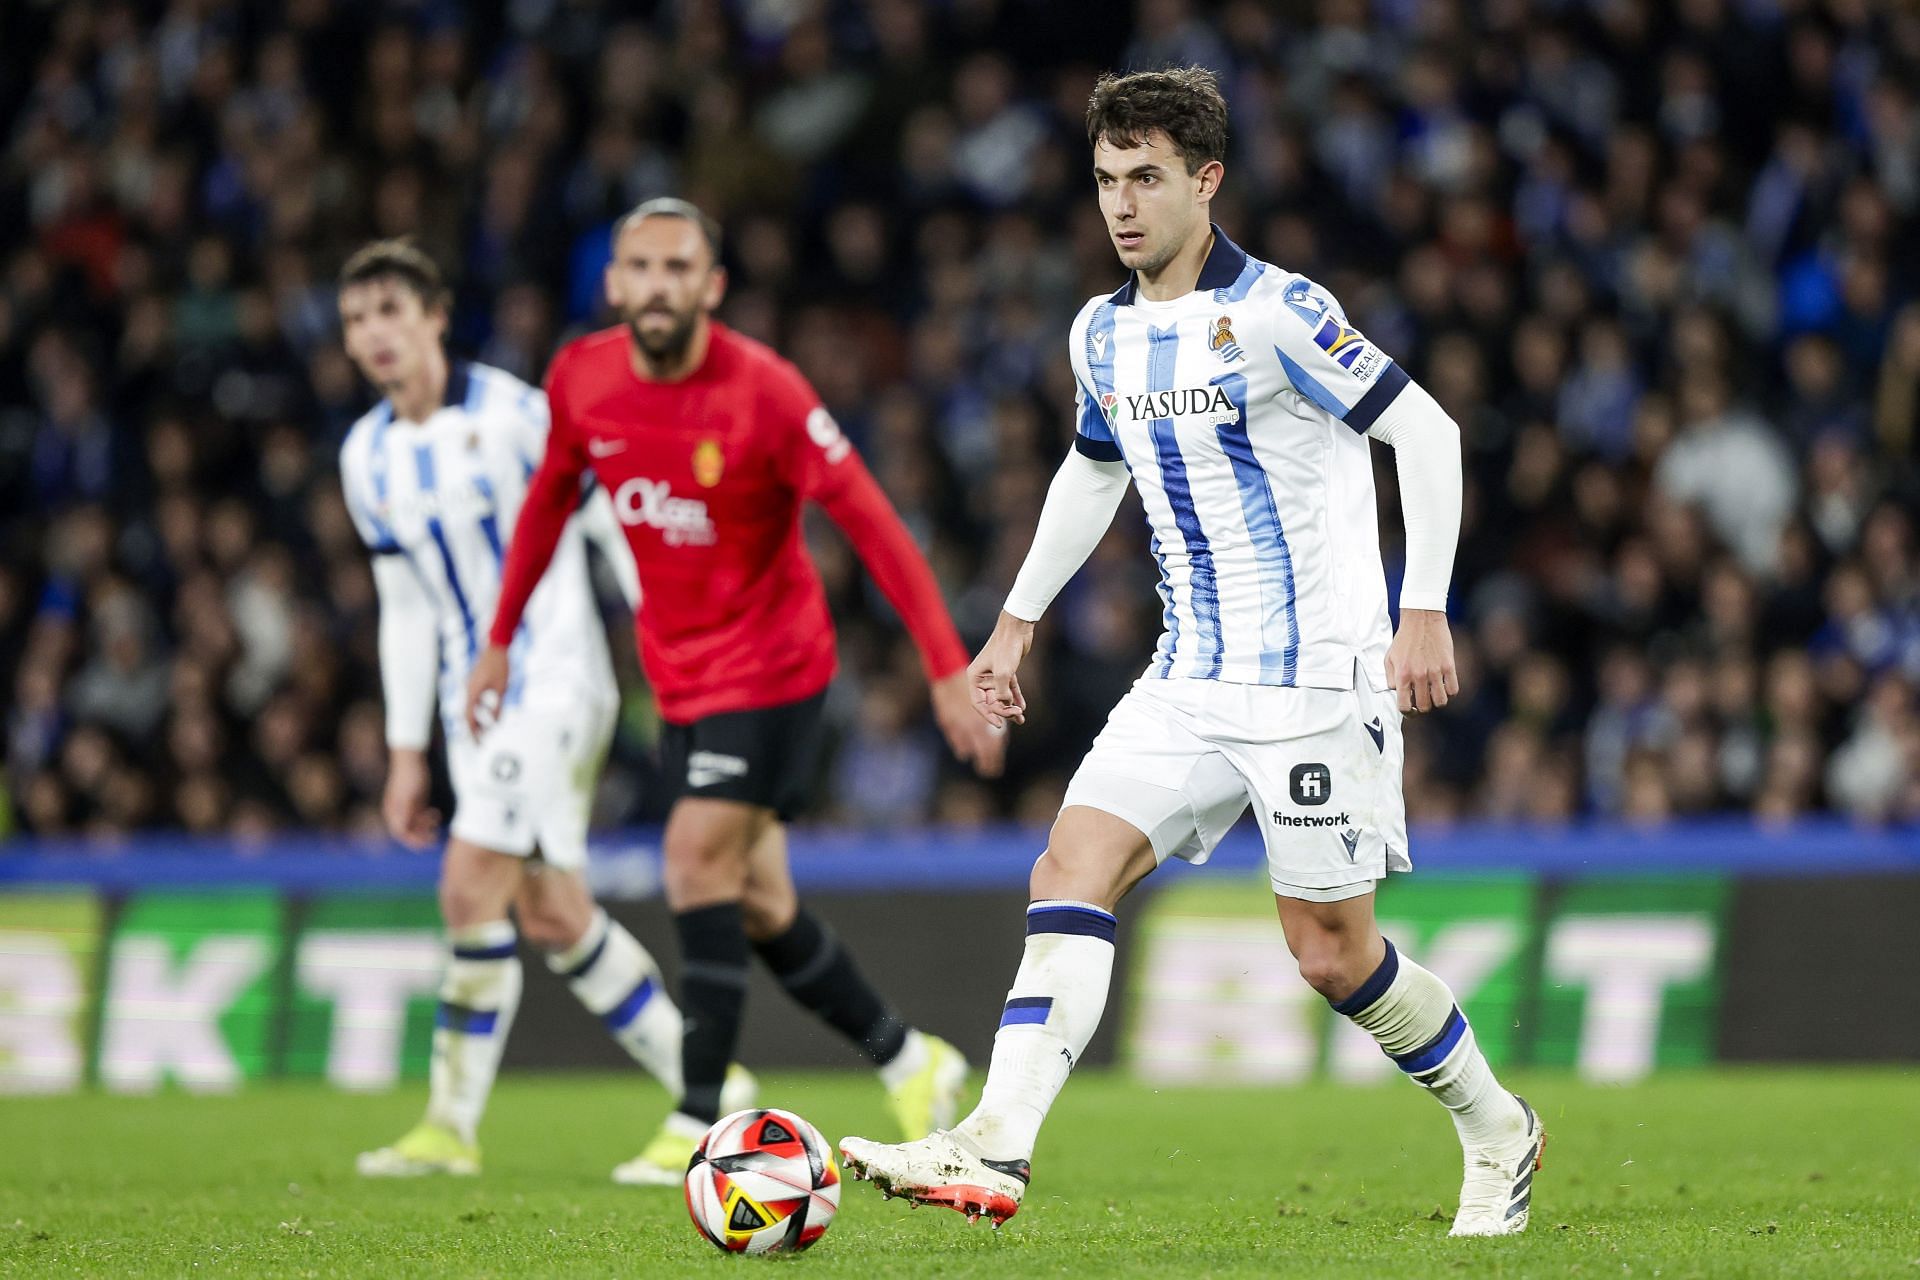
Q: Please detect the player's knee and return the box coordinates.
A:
[738,882,796,941]
[1295,949,1354,999]
[514,898,578,951]
[438,877,496,930]
[439,841,522,928]
[515,913,563,951]
[1029,849,1071,902]
[1030,828,1153,910]
[662,835,749,907]
[514,870,594,951]
[1293,934,1377,1001]
[1030,844,1113,908]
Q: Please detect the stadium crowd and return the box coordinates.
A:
[4,0,1919,843]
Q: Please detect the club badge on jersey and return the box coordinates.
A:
[693,438,725,487]
[1210,314,1245,364]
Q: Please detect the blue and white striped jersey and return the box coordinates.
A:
[339,361,619,728]
[1071,229,1411,692]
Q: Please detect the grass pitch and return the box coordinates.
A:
[2,1069,1915,1278]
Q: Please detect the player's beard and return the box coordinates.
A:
[626,303,701,367]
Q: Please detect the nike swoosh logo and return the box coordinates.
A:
[1364,717,1384,754]
[588,437,627,457]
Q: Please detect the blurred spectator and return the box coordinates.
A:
[1655,372,1798,575]
[4,0,1919,845]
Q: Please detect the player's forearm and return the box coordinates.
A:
[1003,449,1131,622]
[387,745,429,774]
[1365,380,1462,612]
[817,458,970,680]
[487,460,578,646]
[371,557,439,750]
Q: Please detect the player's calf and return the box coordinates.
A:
[424,919,523,1143]
[672,900,752,1125]
[1329,939,1526,1143]
[544,905,685,1097]
[749,906,967,1136]
[359,917,521,1174]
[942,898,1117,1167]
[1326,937,1538,1232]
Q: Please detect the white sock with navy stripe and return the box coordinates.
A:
[548,909,683,1099]
[954,900,1117,1164]
[1333,940,1523,1148]
[428,920,522,1144]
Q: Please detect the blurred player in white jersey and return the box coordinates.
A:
[334,241,746,1179]
[841,69,1543,1236]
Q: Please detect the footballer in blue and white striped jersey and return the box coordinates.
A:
[984,104,1468,903]
[339,360,634,734]
[841,70,1539,1243]
[1065,230,1410,692]
[338,246,690,1181]
[339,358,638,866]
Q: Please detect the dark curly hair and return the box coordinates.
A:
[1085,66,1229,173]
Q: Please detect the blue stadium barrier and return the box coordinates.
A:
[2,819,1916,893]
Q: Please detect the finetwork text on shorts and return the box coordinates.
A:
[1271,811,1352,828]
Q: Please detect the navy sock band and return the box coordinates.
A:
[1330,939,1399,1017]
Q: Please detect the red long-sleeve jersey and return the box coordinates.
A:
[489,322,969,724]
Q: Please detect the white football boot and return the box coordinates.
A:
[1449,1093,1546,1237]
[839,1130,1027,1227]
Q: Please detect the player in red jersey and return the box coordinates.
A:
[470,198,1001,1184]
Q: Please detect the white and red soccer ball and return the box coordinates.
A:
[685,1107,841,1255]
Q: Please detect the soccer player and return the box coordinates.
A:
[470,199,1003,1185]
[839,69,1545,1237]
[335,241,747,1179]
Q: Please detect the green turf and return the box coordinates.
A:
[1,1070,1915,1278]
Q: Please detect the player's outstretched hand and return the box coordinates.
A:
[465,643,510,738]
[382,748,442,850]
[968,611,1034,731]
[932,671,1006,777]
[1384,607,1459,715]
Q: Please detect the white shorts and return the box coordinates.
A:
[1061,675,1410,901]
[446,695,617,870]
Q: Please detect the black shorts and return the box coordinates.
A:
[658,691,827,821]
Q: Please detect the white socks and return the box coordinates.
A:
[548,908,684,1098]
[1333,940,1524,1148]
[427,920,522,1144]
[953,913,1518,1167]
[955,900,1117,1163]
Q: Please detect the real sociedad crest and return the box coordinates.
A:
[1211,315,1245,363]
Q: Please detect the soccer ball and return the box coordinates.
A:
[685,1107,841,1254]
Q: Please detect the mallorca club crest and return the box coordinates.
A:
[692,438,725,487]
[1210,315,1245,364]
